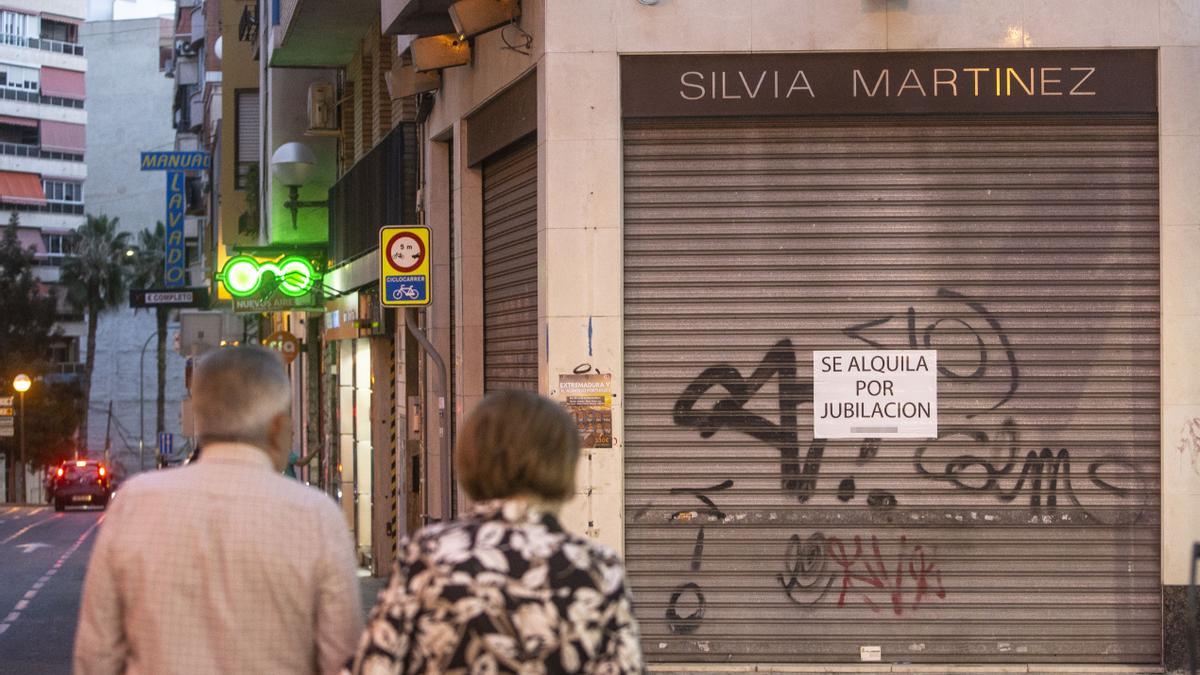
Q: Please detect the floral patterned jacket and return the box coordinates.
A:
[344,500,644,675]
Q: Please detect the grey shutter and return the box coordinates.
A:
[623,115,1160,665]
[236,90,259,165]
[482,137,538,392]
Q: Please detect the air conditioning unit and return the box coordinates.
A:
[307,82,336,134]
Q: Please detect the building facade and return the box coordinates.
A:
[215,0,1200,670]
[0,0,88,366]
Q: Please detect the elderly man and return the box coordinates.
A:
[75,346,363,675]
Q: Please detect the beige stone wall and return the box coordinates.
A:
[421,0,1200,572]
[217,0,260,255]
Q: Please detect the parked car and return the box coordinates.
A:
[52,460,112,511]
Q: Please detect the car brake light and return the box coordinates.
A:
[98,467,106,477]
[76,460,87,467]
[56,467,64,477]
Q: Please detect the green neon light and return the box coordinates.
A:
[218,255,318,298]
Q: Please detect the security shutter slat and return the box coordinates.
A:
[623,115,1159,664]
[483,138,537,392]
[236,90,259,164]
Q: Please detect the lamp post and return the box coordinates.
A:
[138,331,156,471]
[13,374,30,503]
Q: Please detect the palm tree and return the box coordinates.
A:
[130,222,170,439]
[61,214,132,452]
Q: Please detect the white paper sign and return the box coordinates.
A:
[813,350,937,439]
[859,645,882,662]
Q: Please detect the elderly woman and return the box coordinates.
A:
[346,390,644,675]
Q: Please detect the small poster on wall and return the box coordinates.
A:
[558,373,613,449]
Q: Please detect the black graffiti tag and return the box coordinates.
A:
[665,480,732,634]
[673,340,825,503]
[914,417,1149,524]
[843,287,1020,418]
[777,532,834,607]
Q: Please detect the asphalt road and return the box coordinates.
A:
[0,501,391,675]
[0,504,104,675]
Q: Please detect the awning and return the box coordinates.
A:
[40,67,86,99]
[40,120,85,153]
[0,171,46,206]
[0,115,37,127]
[40,12,82,25]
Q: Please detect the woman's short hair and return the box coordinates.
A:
[455,390,581,502]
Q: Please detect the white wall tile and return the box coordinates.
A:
[1160,47,1200,136]
[615,0,753,53]
[540,52,621,142]
[545,0,617,53]
[1160,135,1200,226]
[1162,225,1200,315]
[1162,0,1200,46]
[1162,313,1200,405]
[1022,0,1160,48]
[542,139,622,231]
[1162,404,1200,583]
[887,0,1026,49]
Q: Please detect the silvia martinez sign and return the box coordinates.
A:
[620,50,1155,117]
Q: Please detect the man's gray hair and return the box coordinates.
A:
[193,345,292,446]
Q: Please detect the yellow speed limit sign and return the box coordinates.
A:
[380,226,431,306]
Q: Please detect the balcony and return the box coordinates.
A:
[0,34,84,57]
[382,0,455,37]
[270,0,376,67]
[0,87,85,109]
[0,142,83,163]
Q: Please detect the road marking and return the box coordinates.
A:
[15,543,49,554]
[1,514,62,544]
[2,507,19,515]
[29,508,45,516]
[0,516,102,639]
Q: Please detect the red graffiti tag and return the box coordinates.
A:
[825,534,946,615]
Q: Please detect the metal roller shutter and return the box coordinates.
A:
[483,137,538,392]
[623,115,1160,665]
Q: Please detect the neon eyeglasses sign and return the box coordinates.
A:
[218,255,318,298]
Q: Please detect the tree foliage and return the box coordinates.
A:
[59,214,133,450]
[0,214,81,470]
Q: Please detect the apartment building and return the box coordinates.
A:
[0,0,88,366]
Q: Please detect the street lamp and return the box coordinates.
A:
[13,374,30,503]
[138,331,156,471]
[270,142,327,229]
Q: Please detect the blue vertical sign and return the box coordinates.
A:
[140,151,211,290]
[164,171,186,287]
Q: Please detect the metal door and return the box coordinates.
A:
[623,116,1160,664]
[482,137,538,393]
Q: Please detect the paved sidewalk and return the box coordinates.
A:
[358,572,388,619]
